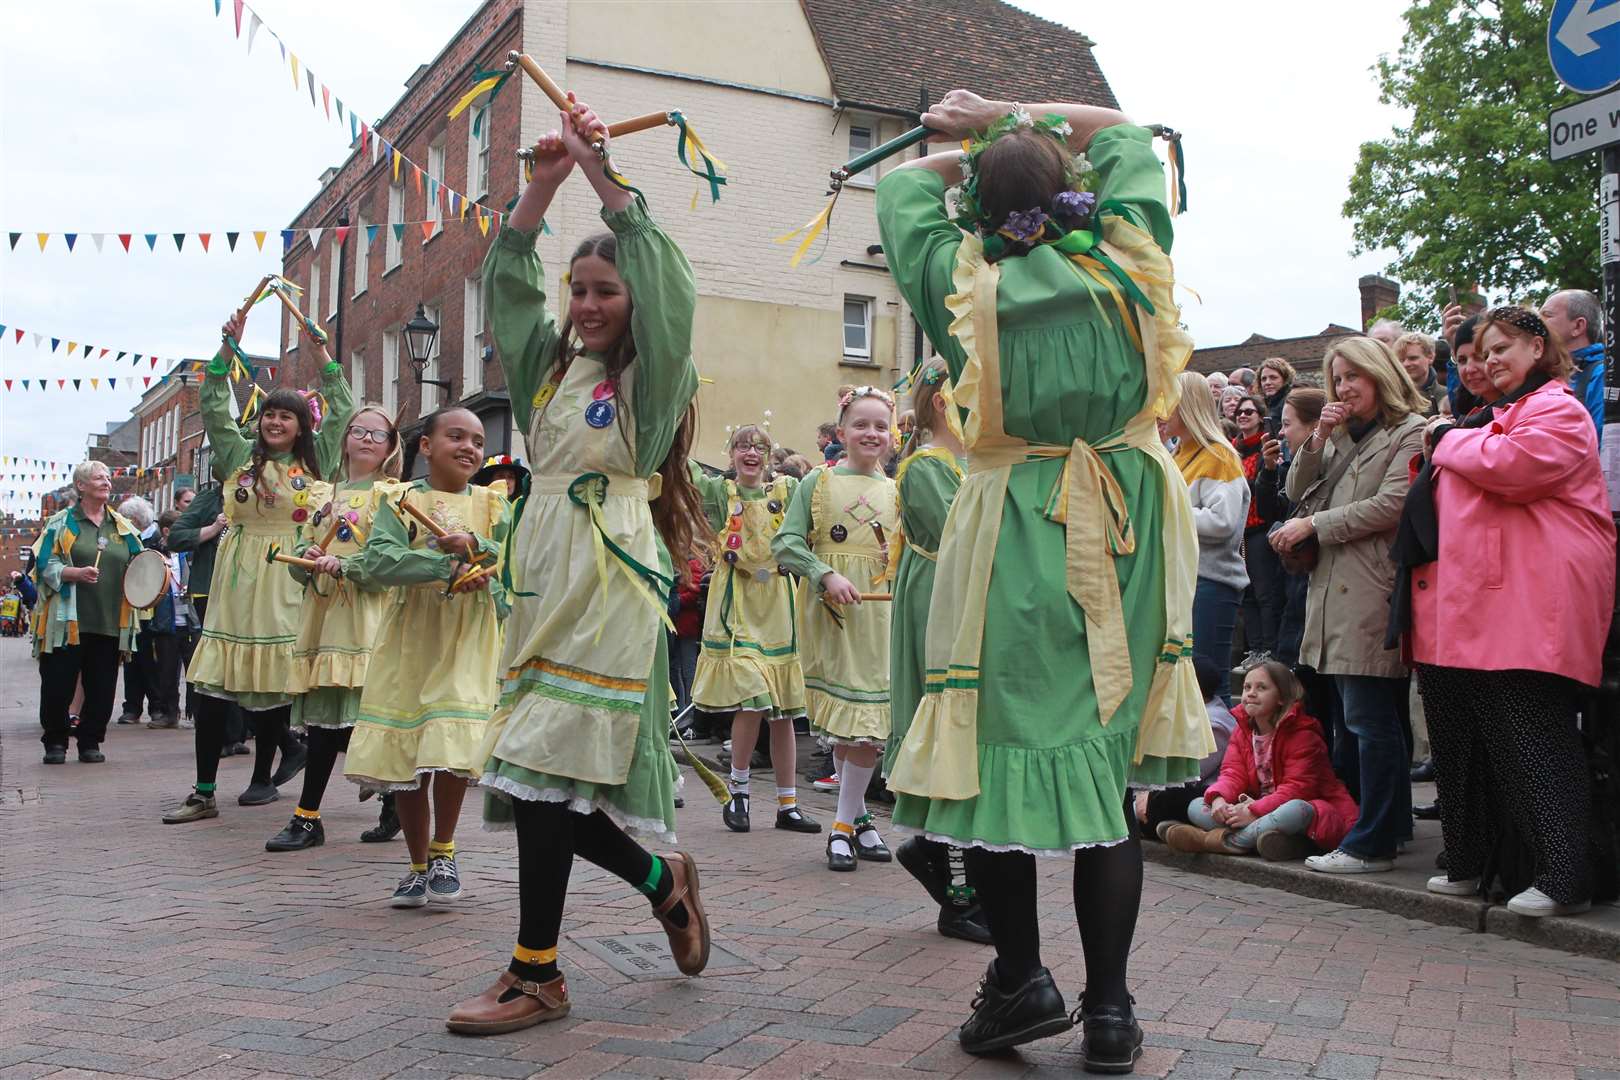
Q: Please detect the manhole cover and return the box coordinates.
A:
[574,933,754,979]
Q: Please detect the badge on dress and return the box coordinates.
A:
[237,472,254,487]
[592,380,615,401]
[234,487,248,503]
[585,400,616,429]
[291,508,308,523]
[290,476,306,491]
[767,499,783,513]
[532,383,557,410]
[337,524,353,542]
[829,524,847,542]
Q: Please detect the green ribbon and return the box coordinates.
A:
[566,472,673,606]
[1050,216,1157,318]
[467,66,514,139]
[302,316,329,346]
[670,111,726,204]
[500,470,537,598]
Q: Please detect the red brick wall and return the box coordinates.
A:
[280,0,523,440]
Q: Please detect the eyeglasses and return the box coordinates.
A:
[347,426,392,445]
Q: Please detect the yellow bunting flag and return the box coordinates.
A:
[460,198,470,222]
[91,378,99,389]
[36,233,48,252]
[392,148,402,183]
[253,231,267,251]
[478,211,491,237]
[290,54,300,89]
[67,341,77,354]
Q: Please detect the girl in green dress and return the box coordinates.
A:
[163,309,352,824]
[886,357,989,945]
[448,97,710,1037]
[877,91,1211,1073]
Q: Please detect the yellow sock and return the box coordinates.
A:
[293,806,320,820]
[833,821,854,836]
[428,839,455,859]
[513,944,558,966]
[410,862,428,874]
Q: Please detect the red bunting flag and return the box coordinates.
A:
[334,225,351,246]
[199,233,212,252]
[321,83,331,120]
[118,233,132,252]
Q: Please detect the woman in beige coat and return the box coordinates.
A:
[1271,337,1425,875]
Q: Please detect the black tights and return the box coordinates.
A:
[511,799,674,955]
[192,697,290,788]
[298,727,351,813]
[964,831,1142,1009]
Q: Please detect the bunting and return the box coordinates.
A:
[7,212,501,253]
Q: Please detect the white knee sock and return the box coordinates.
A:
[835,758,874,830]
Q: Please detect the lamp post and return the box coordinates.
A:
[404,303,450,398]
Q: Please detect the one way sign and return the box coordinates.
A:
[1550,0,1620,92]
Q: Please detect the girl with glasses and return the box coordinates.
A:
[265,405,401,852]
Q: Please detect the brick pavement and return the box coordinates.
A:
[4,636,1620,1080]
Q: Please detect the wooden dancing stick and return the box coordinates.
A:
[505,52,570,113]
[394,495,489,565]
[858,593,892,602]
[608,111,672,138]
[267,281,329,346]
[265,545,320,571]
[236,275,274,323]
[450,561,498,591]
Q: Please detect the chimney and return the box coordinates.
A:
[1358,275,1400,330]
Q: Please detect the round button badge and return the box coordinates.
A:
[829,524,847,543]
[585,400,616,429]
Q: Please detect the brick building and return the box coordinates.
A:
[274,0,1122,463]
[1188,275,1401,382]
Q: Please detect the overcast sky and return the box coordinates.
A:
[0,0,1409,515]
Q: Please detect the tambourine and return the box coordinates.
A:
[122,548,172,610]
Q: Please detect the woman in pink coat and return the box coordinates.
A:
[1400,305,1614,918]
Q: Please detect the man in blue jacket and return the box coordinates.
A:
[1541,289,1605,446]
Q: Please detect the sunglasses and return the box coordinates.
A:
[347,426,392,445]
[1236,409,1261,418]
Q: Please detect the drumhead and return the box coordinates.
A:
[122,548,171,609]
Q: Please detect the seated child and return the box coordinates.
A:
[1133,654,1236,839]
[1166,659,1358,861]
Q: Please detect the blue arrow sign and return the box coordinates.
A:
[1551,0,1620,93]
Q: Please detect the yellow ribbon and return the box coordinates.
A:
[775,193,836,267]
[448,74,505,122]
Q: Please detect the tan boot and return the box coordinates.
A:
[653,851,711,976]
[1164,824,1236,854]
[446,971,568,1035]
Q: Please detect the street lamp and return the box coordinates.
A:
[404,303,450,395]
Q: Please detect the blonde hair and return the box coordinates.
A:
[345,404,403,480]
[1322,337,1428,425]
[1175,371,1244,469]
[71,460,110,493]
[904,356,950,458]
[1392,331,1435,360]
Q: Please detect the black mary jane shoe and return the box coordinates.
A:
[265,814,325,852]
[897,837,952,906]
[827,832,858,872]
[775,804,822,833]
[1413,801,1441,821]
[722,792,751,833]
[937,902,994,945]
[1075,997,1144,1075]
[853,817,891,862]
[957,962,1072,1055]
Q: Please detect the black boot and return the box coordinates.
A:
[1076,997,1143,1075]
[238,782,279,806]
[958,962,1072,1054]
[266,814,325,852]
[937,902,993,945]
[361,794,401,843]
[897,837,952,906]
[271,732,308,787]
[722,792,751,833]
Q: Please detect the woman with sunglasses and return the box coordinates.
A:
[266,406,402,852]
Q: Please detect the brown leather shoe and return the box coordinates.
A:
[445,971,569,1035]
[653,851,711,976]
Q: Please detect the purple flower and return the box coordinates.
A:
[1004,208,1048,241]
[1054,190,1096,218]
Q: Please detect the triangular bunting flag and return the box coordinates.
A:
[36,233,49,251]
[269,367,277,380]
[72,379,81,390]
[362,122,372,160]
[247,11,262,53]
[99,348,108,358]
[307,69,317,109]
[413,164,424,198]
[7,233,19,250]
[321,83,331,120]
[144,234,158,251]
[349,110,359,143]
[67,341,77,354]
[291,53,300,89]
[173,233,186,252]
[282,229,295,252]
[334,225,351,246]
[117,351,126,361]
[429,176,440,207]
[366,223,380,245]
[226,231,239,250]
[82,344,92,358]
[109,378,116,388]
[32,332,41,348]
[50,338,60,352]
[91,378,99,389]
[309,227,323,249]
[478,211,491,237]
[64,233,77,251]
[13,329,21,344]
[118,233,132,252]
[421,220,435,242]
[253,230,267,251]
[392,223,406,243]
[91,233,106,252]
[336,98,345,124]
[392,145,402,182]
[449,191,460,218]
[461,197,471,222]
[4,381,10,391]
[57,379,64,388]
[232,0,243,36]
[144,377,151,387]
[199,233,212,252]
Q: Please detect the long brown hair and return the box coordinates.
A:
[904,356,950,459]
[250,388,320,507]
[558,232,706,583]
[976,129,1068,233]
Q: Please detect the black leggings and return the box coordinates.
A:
[193,697,290,788]
[298,727,352,812]
[964,831,1143,1010]
[513,799,658,953]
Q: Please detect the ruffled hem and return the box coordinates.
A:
[480,774,678,845]
[289,649,372,694]
[346,766,479,795]
[692,652,806,718]
[293,685,361,731]
[889,722,1143,852]
[820,734,887,749]
[806,689,890,744]
[300,720,357,731]
[891,823,1130,859]
[189,636,299,699]
[345,711,492,788]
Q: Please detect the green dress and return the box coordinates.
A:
[187,359,352,711]
[877,124,1204,855]
[883,448,962,776]
[478,201,699,844]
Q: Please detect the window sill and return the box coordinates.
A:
[422,227,445,248]
[839,355,877,368]
[382,262,402,279]
[352,288,367,302]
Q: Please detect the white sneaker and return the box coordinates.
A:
[1427,875,1479,896]
[1506,886,1591,918]
[1305,849,1394,875]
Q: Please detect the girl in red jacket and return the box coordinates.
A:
[1166,660,1358,861]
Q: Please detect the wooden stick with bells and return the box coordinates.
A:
[392,495,494,594]
[264,544,320,572]
[506,52,677,163]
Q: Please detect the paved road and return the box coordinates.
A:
[3,636,1620,1080]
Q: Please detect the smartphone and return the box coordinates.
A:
[1447,285,1458,306]
[1263,416,1280,439]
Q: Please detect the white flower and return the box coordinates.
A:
[1052,120,1074,138]
[1010,108,1034,129]
[958,150,974,178]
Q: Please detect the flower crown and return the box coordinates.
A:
[837,385,895,415]
[952,108,1098,260]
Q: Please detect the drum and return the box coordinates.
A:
[122,548,171,610]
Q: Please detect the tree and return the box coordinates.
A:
[1344,0,1599,329]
